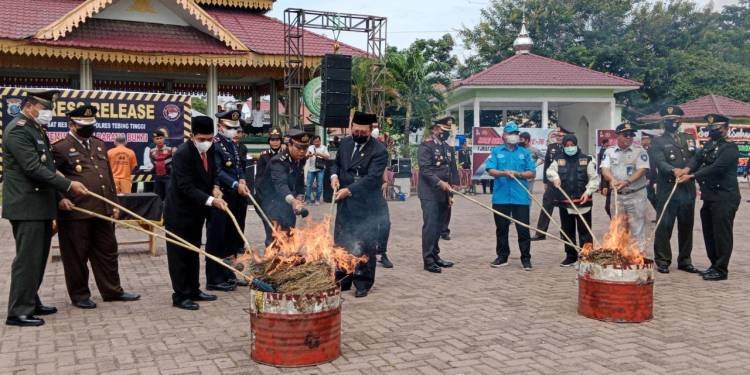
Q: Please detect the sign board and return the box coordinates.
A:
[471,127,551,180]
[0,87,190,177]
[684,123,750,176]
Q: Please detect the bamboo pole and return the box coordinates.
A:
[224,205,251,250]
[329,186,339,236]
[247,193,274,232]
[507,174,576,247]
[653,181,679,236]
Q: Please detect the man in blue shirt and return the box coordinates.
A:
[485,122,536,270]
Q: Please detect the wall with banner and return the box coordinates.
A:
[0,87,190,178]
[685,123,750,175]
[471,127,551,180]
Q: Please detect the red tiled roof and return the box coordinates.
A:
[0,0,80,39]
[32,18,240,55]
[639,94,750,121]
[456,53,641,89]
[206,9,367,56]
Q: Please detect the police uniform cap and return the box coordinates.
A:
[352,111,377,126]
[287,129,312,145]
[215,110,241,128]
[268,126,283,140]
[660,105,684,118]
[66,104,97,126]
[192,116,215,135]
[705,113,729,128]
[615,120,637,135]
[25,89,60,109]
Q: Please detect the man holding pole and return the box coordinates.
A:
[485,122,536,270]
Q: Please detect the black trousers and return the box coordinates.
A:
[420,198,449,266]
[700,199,739,276]
[166,219,205,303]
[534,185,556,235]
[559,208,592,261]
[604,188,612,218]
[654,189,695,268]
[441,206,452,237]
[481,180,493,194]
[334,213,378,292]
[205,190,245,285]
[493,204,531,261]
[376,208,391,255]
[153,175,170,201]
[7,220,53,317]
[646,183,658,211]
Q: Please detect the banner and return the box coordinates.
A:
[471,127,551,180]
[1,87,190,177]
[685,123,750,176]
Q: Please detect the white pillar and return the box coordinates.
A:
[610,99,617,129]
[458,104,465,135]
[79,59,93,90]
[207,65,218,124]
[541,100,549,129]
[473,98,480,128]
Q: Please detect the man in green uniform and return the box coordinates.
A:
[650,105,700,274]
[3,90,88,326]
[678,114,741,281]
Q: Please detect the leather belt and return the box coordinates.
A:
[619,185,646,195]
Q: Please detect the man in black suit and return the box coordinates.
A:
[331,112,389,298]
[164,116,228,310]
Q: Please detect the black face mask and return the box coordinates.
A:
[663,120,679,133]
[76,126,95,139]
[353,135,369,144]
[708,128,723,141]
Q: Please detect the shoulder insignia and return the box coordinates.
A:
[579,159,588,166]
[16,119,26,126]
[641,153,648,161]
[558,159,566,166]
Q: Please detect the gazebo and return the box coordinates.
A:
[445,19,641,153]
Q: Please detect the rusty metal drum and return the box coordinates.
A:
[577,259,655,323]
[249,287,341,367]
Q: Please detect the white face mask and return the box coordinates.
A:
[371,128,380,138]
[36,109,53,125]
[221,128,238,139]
[505,134,519,145]
[194,140,212,153]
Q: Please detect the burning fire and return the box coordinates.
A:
[580,214,644,266]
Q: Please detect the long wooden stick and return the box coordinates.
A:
[555,186,601,248]
[612,185,619,217]
[71,206,252,282]
[450,189,582,252]
[508,174,576,247]
[329,186,339,236]
[653,181,679,235]
[224,206,251,249]
[247,193,274,232]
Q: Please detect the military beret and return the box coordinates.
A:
[615,120,637,135]
[215,110,241,128]
[287,128,312,145]
[352,111,377,126]
[705,113,729,127]
[66,104,97,126]
[191,116,215,135]
[660,105,684,118]
[25,89,60,109]
[268,126,283,140]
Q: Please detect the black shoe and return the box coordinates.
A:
[103,292,141,302]
[490,258,509,268]
[560,258,578,267]
[192,291,217,301]
[522,260,533,271]
[379,254,394,268]
[441,233,451,241]
[231,278,250,287]
[435,259,454,268]
[5,315,44,327]
[424,264,442,273]
[530,236,546,242]
[207,282,236,292]
[700,267,715,276]
[34,305,57,316]
[656,265,669,274]
[73,299,97,309]
[677,264,701,274]
[173,299,199,310]
[354,289,369,298]
[702,270,728,281]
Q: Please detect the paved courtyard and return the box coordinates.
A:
[1,188,750,374]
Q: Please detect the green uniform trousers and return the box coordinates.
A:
[7,220,53,317]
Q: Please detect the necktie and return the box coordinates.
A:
[201,152,208,172]
[84,140,90,151]
[352,144,361,160]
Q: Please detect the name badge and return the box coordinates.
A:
[626,166,633,176]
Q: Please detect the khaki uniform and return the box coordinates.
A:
[600,144,650,247]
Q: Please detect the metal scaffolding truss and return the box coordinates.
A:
[284,8,387,129]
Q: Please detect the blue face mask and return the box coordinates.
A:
[563,146,578,156]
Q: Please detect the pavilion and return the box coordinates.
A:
[445,19,641,153]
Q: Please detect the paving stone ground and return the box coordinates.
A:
[1,187,750,374]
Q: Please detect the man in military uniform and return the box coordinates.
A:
[418,119,459,273]
[649,105,700,274]
[601,121,650,248]
[256,129,309,246]
[678,114,741,281]
[205,110,251,291]
[331,112,389,297]
[52,105,141,308]
[3,90,88,326]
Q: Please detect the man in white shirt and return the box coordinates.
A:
[305,135,330,204]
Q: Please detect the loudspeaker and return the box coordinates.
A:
[320,54,352,128]
[391,158,412,178]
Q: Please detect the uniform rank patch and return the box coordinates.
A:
[641,153,648,161]
[558,159,566,166]
[579,159,588,166]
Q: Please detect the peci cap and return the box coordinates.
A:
[191,116,215,135]
[352,111,378,126]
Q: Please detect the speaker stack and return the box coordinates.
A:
[320,54,352,128]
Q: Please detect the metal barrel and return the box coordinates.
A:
[249,287,342,367]
[577,259,655,323]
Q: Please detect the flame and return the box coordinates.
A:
[581,214,644,266]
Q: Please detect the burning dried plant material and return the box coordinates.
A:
[580,215,645,267]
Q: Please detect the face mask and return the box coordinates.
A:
[371,128,380,138]
[221,128,238,139]
[36,109,53,125]
[439,132,450,141]
[76,126,95,139]
[353,134,369,144]
[564,146,578,156]
[708,128,723,141]
[663,120,679,133]
[194,140,212,153]
[505,134,519,145]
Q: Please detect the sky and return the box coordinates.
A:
[269,0,740,58]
